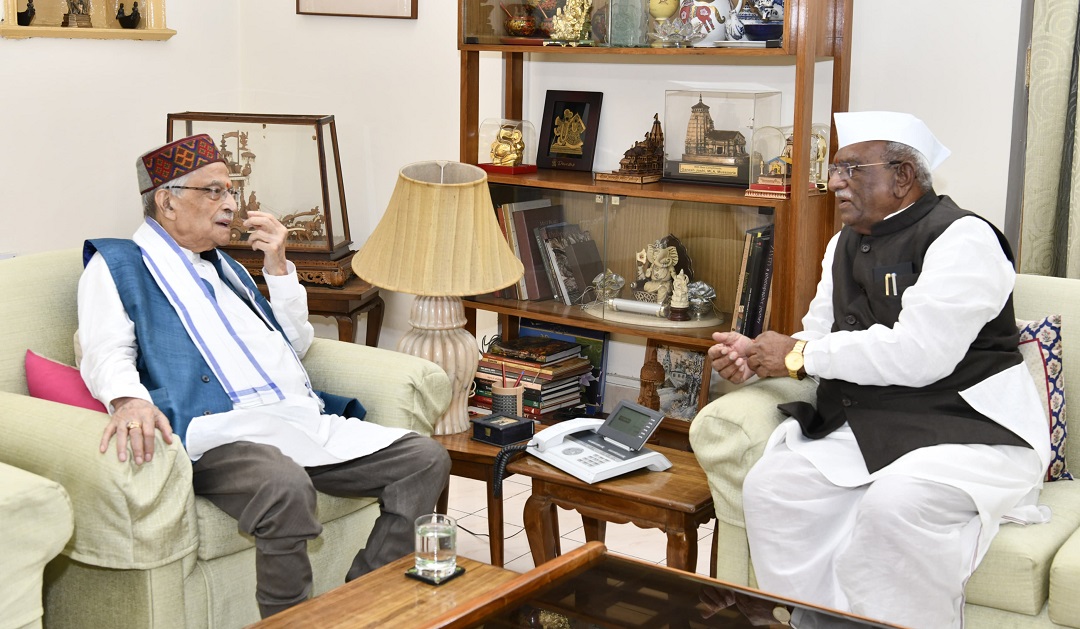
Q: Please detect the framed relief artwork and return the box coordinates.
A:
[296,0,417,18]
[536,90,603,171]
[645,339,711,422]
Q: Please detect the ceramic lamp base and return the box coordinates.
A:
[398,295,478,435]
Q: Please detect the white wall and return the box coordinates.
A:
[0,0,1025,387]
[0,1,242,255]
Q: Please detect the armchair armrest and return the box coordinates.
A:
[689,377,817,527]
[0,392,197,570]
[301,338,452,436]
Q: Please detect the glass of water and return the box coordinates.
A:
[414,513,457,580]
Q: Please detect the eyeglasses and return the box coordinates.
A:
[161,186,240,202]
[826,161,902,180]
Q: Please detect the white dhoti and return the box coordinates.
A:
[743,420,1046,629]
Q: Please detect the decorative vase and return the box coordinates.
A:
[688,0,726,47]
[504,3,537,36]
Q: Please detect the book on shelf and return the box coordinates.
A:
[731,229,755,335]
[537,222,593,306]
[509,201,563,301]
[747,230,775,338]
[739,224,774,338]
[472,387,581,411]
[477,355,593,382]
[516,318,609,411]
[475,379,580,402]
[470,394,582,420]
[564,237,604,303]
[473,370,583,392]
[486,335,583,363]
[492,204,519,299]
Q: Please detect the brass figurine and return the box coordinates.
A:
[490,124,525,167]
[548,0,592,43]
[550,108,586,156]
[62,0,92,27]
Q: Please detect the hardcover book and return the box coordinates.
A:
[510,201,563,301]
[486,336,583,363]
[537,222,591,306]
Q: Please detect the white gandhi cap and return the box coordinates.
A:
[834,111,951,171]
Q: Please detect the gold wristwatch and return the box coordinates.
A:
[785,340,807,380]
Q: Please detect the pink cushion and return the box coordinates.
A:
[25,350,107,413]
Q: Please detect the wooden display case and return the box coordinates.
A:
[458,0,854,441]
[1,0,175,40]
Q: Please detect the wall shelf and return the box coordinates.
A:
[1,0,174,40]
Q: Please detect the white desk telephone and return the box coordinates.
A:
[526,400,672,484]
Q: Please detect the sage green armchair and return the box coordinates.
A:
[0,462,73,629]
[0,249,452,629]
[690,274,1080,628]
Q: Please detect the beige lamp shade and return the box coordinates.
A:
[352,161,523,296]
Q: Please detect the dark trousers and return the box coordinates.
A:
[191,433,451,618]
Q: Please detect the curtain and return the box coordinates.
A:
[1022,0,1080,276]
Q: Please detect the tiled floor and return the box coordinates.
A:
[444,473,716,576]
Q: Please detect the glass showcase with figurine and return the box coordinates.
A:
[166,112,353,286]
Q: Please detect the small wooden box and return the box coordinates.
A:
[471,413,535,446]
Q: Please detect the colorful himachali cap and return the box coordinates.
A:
[833,111,951,171]
[137,134,226,194]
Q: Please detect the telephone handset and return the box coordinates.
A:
[523,400,672,484]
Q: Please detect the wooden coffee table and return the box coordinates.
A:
[250,554,518,628]
[506,444,716,573]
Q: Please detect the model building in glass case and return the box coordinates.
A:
[166,112,353,286]
[663,90,780,186]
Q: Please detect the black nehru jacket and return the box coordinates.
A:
[780,191,1030,473]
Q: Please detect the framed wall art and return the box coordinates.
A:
[296,0,417,19]
[536,90,603,171]
[645,339,711,422]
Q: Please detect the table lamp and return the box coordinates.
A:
[352,161,524,434]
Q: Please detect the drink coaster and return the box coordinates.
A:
[405,565,466,586]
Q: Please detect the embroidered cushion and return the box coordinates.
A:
[24,350,107,413]
[1017,315,1070,481]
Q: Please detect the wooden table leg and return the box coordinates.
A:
[582,516,607,544]
[331,314,355,344]
[485,467,504,567]
[665,526,695,572]
[360,295,384,347]
[523,493,558,566]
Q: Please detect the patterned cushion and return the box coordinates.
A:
[24,350,107,413]
[1017,315,1070,481]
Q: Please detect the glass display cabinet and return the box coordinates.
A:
[167,112,354,287]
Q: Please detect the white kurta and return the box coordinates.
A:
[747,213,1051,627]
[78,249,411,466]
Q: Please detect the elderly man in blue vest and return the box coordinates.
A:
[77,134,451,618]
[708,112,1050,628]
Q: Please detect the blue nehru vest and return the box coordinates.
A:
[83,239,364,445]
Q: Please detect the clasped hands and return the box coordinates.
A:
[708,330,799,384]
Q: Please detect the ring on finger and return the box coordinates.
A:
[126,420,142,431]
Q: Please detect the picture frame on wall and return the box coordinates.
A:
[645,339,711,422]
[296,0,417,19]
[536,90,603,171]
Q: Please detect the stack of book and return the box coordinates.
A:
[471,336,591,419]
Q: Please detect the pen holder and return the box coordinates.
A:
[490,384,525,416]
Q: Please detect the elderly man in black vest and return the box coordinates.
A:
[708,111,1050,628]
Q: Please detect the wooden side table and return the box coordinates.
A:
[433,432,511,567]
[506,445,716,573]
[256,275,384,346]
